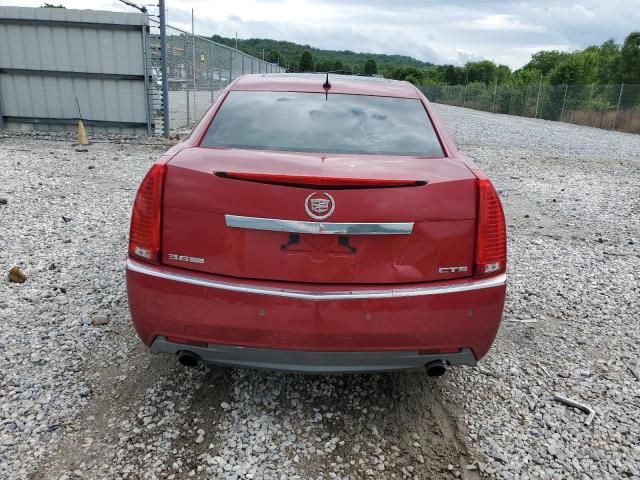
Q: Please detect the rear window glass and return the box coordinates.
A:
[201,91,444,157]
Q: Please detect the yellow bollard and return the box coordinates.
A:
[77,119,90,146]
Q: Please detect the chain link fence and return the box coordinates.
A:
[421,83,640,134]
[147,19,285,135]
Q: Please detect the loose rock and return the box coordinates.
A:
[91,314,110,326]
[8,266,27,283]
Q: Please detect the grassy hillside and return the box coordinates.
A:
[210,35,434,73]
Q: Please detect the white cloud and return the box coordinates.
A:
[472,14,545,33]
[0,0,638,68]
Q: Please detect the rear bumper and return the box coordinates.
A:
[151,336,477,373]
[126,258,506,371]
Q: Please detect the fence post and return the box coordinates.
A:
[462,82,467,107]
[534,74,542,118]
[185,35,190,125]
[191,11,196,121]
[614,83,624,130]
[241,54,244,75]
[508,93,512,115]
[159,0,169,138]
[560,84,568,122]
[485,83,490,111]
[141,23,152,136]
[0,91,4,129]
[492,82,497,113]
[229,49,233,83]
[210,43,214,103]
[587,83,594,125]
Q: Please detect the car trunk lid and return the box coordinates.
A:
[161,147,477,284]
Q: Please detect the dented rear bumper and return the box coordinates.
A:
[126,258,506,371]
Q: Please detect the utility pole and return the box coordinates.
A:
[262,48,265,61]
[159,0,169,137]
[235,32,238,50]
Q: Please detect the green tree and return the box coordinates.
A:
[548,56,583,85]
[523,50,568,76]
[619,32,640,84]
[465,60,497,84]
[495,64,512,84]
[313,60,330,72]
[299,50,314,72]
[440,65,464,84]
[333,59,344,71]
[404,75,422,86]
[595,39,621,84]
[266,49,280,64]
[512,67,543,87]
[385,66,425,83]
[364,58,378,75]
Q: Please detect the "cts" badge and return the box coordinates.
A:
[438,266,468,273]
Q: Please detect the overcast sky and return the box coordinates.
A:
[3,0,640,68]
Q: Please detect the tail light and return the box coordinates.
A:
[129,163,166,264]
[474,178,506,277]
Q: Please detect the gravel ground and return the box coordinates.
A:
[0,105,639,480]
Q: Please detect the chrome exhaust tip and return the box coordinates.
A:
[177,350,200,368]
[425,360,447,377]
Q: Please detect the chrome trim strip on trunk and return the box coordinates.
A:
[127,259,506,301]
[225,215,414,235]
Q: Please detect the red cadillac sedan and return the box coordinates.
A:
[126,73,506,375]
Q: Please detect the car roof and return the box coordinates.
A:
[229,73,421,99]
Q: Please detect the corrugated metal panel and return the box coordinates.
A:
[0,75,146,121]
[0,6,149,134]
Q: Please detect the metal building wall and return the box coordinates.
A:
[0,6,151,134]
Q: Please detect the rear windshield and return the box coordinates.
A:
[201,91,444,157]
